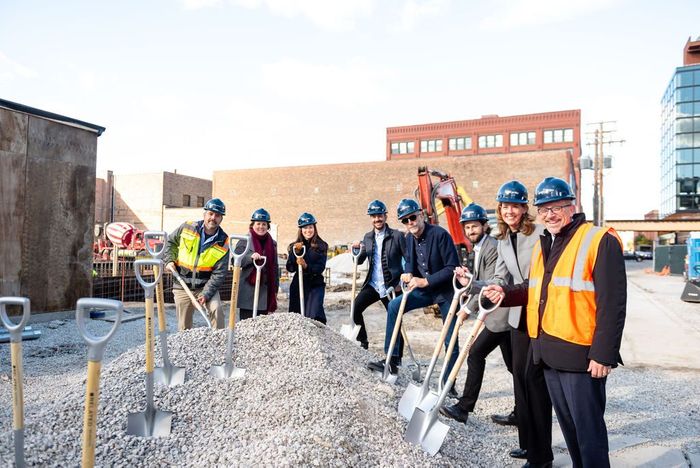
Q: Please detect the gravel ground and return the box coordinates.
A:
[1,286,699,466]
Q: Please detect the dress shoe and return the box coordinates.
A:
[439,404,469,423]
[360,341,369,350]
[509,448,527,459]
[448,386,458,398]
[367,359,398,375]
[522,462,552,468]
[491,410,517,426]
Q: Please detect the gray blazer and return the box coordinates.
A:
[467,235,510,333]
[493,224,545,328]
[235,238,278,311]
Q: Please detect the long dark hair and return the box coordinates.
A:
[294,224,328,252]
[495,202,536,239]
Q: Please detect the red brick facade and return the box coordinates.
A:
[213,150,574,248]
[683,37,700,66]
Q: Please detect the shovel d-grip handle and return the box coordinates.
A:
[0,297,31,340]
[143,231,167,258]
[453,270,473,293]
[476,286,503,320]
[76,298,123,362]
[351,243,363,261]
[253,255,267,270]
[134,258,163,296]
[229,234,250,268]
[293,244,306,258]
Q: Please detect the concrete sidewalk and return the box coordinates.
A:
[622,261,700,370]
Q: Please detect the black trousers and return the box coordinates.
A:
[512,328,553,463]
[353,285,404,359]
[456,326,512,412]
[239,308,268,321]
[544,368,609,468]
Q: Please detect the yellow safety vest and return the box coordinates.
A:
[176,222,228,273]
[526,223,622,346]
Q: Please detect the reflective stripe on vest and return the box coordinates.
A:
[176,223,228,272]
[526,223,622,346]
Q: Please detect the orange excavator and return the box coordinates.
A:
[415,166,473,269]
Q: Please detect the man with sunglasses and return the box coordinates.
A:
[367,198,460,381]
[483,177,626,468]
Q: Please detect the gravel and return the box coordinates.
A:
[1,302,699,466]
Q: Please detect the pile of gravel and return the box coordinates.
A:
[0,313,516,467]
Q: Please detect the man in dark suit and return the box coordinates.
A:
[440,203,515,425]
[351,199,407,349]
[367,198,460,377]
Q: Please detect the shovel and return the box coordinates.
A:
[387,288,422,382]
[209,234,249,379]
[293,244,306,317]
[144,231,186,387]
[372,281,411,384]
[76,298,123,468]
[0,296,30,468]
[437,293,472,393]
[340,244,363,341]
[252,255,267,318]
[404,288,502,456]
[127,258,173,437]
[167,265,212,328]
[398,273,472,420]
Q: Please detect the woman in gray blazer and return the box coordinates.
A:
[491,180,552,467]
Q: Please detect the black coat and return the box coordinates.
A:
[357,225,407,291]
[285,239,328,313]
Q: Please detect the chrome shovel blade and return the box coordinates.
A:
[371,369,398,385]
[340,323,361,342]
[153,364,186,387]
[126,408,173,437]
[209,364,246,380]
[404,407,450,456]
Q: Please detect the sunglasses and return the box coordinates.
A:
[401,214,418,224]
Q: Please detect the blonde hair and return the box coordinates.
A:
[495,202,536,239]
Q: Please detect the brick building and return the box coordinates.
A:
[95,171,212,231]
[214,150,575,249]
[386,109,582,205]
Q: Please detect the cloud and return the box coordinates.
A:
[261,57,393,109]
[180,0,375,31]
[392,0,450,32]
[480,0,619,31]
[0,51,38,81]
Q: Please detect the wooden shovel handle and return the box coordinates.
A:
[11,342,24,430]
[81,360,102,468]
[145,296,154,373]
[228,267,242,330]
[154,265,167,333]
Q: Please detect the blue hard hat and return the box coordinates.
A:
[496,180,528,204]
[204,198,226,216]
[533,177,575,206]
[367,199,388,216]
[396,198,421,220]
[298,212,317,227]
[460,203,488,223]
[251,208,271,223]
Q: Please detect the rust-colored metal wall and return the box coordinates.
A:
[0,104,102,312]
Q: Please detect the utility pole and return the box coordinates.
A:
[584,122,625,226]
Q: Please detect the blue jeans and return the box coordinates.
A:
[385,288,458,381]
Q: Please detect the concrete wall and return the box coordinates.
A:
[213,150,573,249]
[105,171,212,231]
[0,107,98,311]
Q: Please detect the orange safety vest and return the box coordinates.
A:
[526,223,622,346]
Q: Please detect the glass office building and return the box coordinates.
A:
[661,63,700,218]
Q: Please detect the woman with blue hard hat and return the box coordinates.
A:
[235,208,279,320]
[285,212,328,324]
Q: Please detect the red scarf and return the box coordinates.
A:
[246,227,278,312]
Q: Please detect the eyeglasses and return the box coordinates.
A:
[401,214,418,224]
[536,204,571,216]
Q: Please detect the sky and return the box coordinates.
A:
[1,0,699,220]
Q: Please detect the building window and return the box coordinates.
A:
[543,128,574,144]
[391,141,415,154]
[448,137,472,151]
[183,195,191,207]
[478,134,503,148]
[197,196,205,207]
[510,131,536,146]
[420,139,443,153]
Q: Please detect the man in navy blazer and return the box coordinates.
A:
[367,198,460,377]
